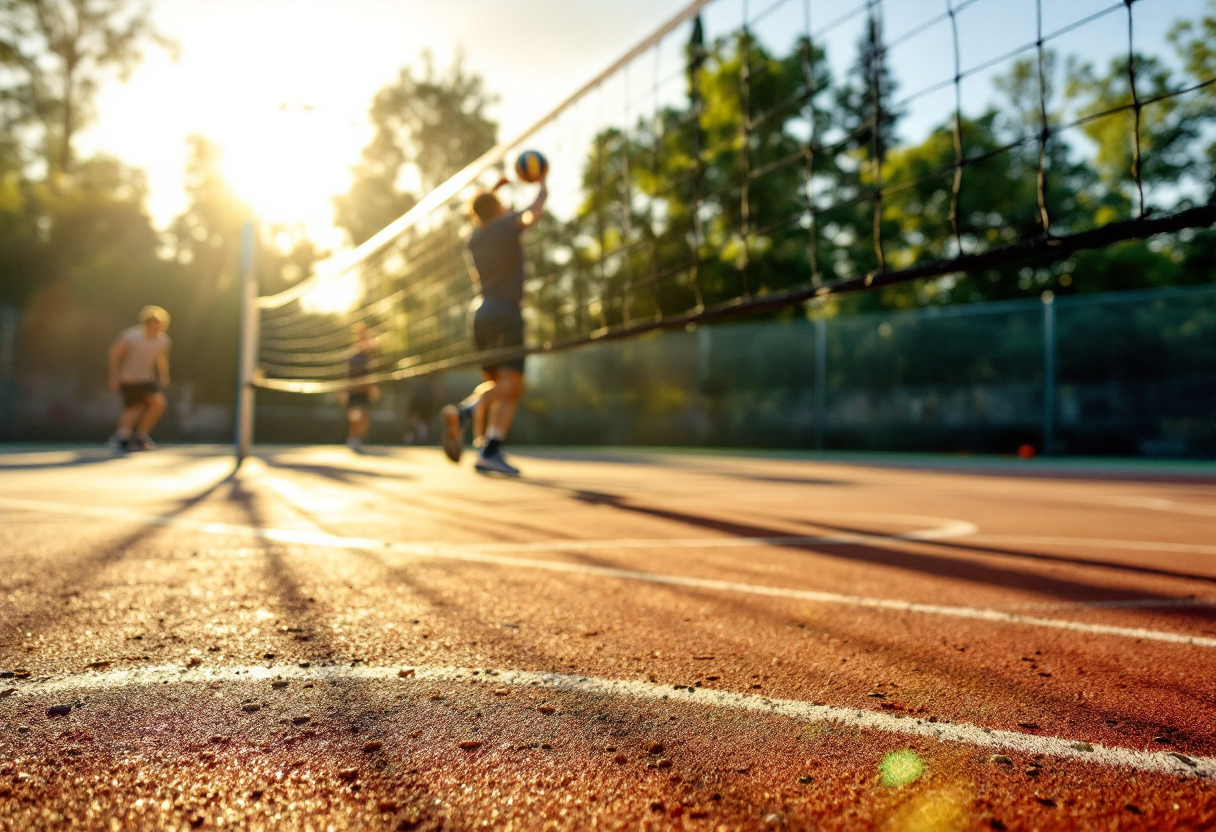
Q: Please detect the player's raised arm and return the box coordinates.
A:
[520,180,547,229]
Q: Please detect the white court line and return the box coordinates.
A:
[1010,598,1216,611]
[8,662,1214,779]
[977,535,1216,557]
[2,496,1215,648]
[1111,496,1216,518]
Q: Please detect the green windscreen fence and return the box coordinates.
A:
[492,285,1215,457]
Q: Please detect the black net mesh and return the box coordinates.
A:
[255,0,1216,393]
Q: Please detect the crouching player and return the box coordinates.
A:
[107,305,171,452]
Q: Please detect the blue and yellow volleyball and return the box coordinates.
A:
[515,150,549,183]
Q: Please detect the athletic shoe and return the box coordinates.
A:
[474,449,520,477]
[348,438,363,453]
[107,433,129,451]
[134,434,156,450]
[128,437,150,452]
[440,404,463,463]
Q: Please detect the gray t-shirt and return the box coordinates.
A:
[116,326,170,384]
[468,213,525,306]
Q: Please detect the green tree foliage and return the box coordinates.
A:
[335,52,498,245]
[552,11,1216,329]
[0,0,171,176]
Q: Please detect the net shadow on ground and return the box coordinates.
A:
[258,454,417,486]
[0,465,240,658]
[214,467,483,810]
[229,464,593,690]
[364,489,589,545]
[514,479,1216,625]
[348,546,582,675]
[795,518,1216,590]
[0,449,124,471]
[368,518,1216,753]
[221,461,1216,753]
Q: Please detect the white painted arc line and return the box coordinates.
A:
[1111,497,1216,518]
[2,497,1215,648]
[977,535,1216,557]
[10,663,1214,779]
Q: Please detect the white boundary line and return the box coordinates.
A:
[2,497,1215,648]
[977,534,1216,557]
[8,662,1214,779]
[1110,497,1216,518]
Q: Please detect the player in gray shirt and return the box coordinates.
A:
[107,306,171,451]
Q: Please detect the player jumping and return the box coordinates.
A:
[441,174,547,475]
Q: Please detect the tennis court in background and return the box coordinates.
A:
[1,445,1213,829]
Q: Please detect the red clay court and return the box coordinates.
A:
[0,445,1214,830]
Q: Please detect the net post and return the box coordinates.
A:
[1041,290,1056,457]
[813,316,827,450]
[234,221,258,464]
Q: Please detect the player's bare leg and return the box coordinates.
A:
[475,370,523,476]
[131,392,166,450]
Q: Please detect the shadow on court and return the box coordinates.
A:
[0,449,122,471]
[0,463,241,656]
[514,479,1216,623]
[799,517,1216,588]
[258,452,416,486]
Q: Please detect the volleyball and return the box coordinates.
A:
[515,150,549,183]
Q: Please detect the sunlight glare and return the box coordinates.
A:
[299,264,363,316]
[219,106,356,237]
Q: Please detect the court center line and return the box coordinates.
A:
[2,496,1214,648]
[9,662,1214,779]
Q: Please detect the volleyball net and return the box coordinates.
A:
[254,0,1216,394]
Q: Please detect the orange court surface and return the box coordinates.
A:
[1,445,1214,830]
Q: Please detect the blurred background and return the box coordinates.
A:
[1,0,1213,458]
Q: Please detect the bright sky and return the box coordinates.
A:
[80,0,1207,251]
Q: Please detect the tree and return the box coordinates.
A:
[0,0,171,177]
[334,51,498,245]
[167,135,248,290]
[1066,54,1199,214]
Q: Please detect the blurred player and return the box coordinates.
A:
[107,305,171,452]
[441,174,547,475]
[340,323,380,452]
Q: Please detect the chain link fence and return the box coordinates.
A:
[497,285,1215,457]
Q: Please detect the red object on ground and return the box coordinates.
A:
[1018,443,1036,458]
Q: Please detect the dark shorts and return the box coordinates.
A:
[473,301,525,374]
[347,392,371,409]
[120,382,161,408]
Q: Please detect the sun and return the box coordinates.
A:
[217,106,363,242]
